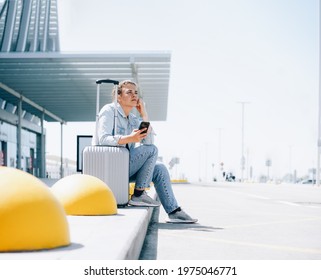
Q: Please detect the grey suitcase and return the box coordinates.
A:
[82,79,130,207]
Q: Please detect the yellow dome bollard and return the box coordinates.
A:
[0,167,70,252]
[51,174,117,216]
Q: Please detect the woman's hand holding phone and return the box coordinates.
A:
[139,121,150,133]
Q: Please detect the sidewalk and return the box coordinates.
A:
[0,179,155,260]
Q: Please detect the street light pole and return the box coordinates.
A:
[217,127,223,181]
[217,127,223,164]
[237,101,250,182]
[316,1,321,187]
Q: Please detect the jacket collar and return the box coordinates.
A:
[116,103,135,121]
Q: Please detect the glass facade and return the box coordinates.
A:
[0,120,39,175]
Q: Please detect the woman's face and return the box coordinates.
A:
[117,83,138,108]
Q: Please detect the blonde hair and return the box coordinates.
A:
[112,80,137,100]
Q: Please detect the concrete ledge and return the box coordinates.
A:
[0,179,155,260]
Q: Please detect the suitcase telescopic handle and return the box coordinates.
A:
[94,79,119,145]
[96,79,119,85]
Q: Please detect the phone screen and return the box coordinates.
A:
[139,121,150,131]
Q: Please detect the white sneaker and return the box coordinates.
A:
[129,191,161,207]
[166,210,198,224]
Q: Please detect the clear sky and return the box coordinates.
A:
[46,0,319,182]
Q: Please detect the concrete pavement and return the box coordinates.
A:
[140,182,321,260]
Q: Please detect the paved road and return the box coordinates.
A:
[139,182,321,260]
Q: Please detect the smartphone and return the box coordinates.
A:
[138,121,150,132]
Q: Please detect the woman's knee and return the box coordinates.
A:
[145,144,158,156]
[153,162,171,187]
[154,162,168,176]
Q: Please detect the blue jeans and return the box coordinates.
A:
[129,144,179,214]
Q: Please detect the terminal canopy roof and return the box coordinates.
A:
[0,52,171,122]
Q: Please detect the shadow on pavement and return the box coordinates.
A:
[139,207,160,260]
[157,223,223,231]
[139,207,224,260]
[2,242,84,254]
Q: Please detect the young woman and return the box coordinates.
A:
[96,80,197,223]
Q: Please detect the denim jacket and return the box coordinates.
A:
[95,102,154,150]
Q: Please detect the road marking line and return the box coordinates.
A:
[247,194,270,200]
[277,201,300,207]
[224,216,321,229]
[160,231,321,255]
[308,206,321,209]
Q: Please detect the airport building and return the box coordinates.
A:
[0,0,171,177]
